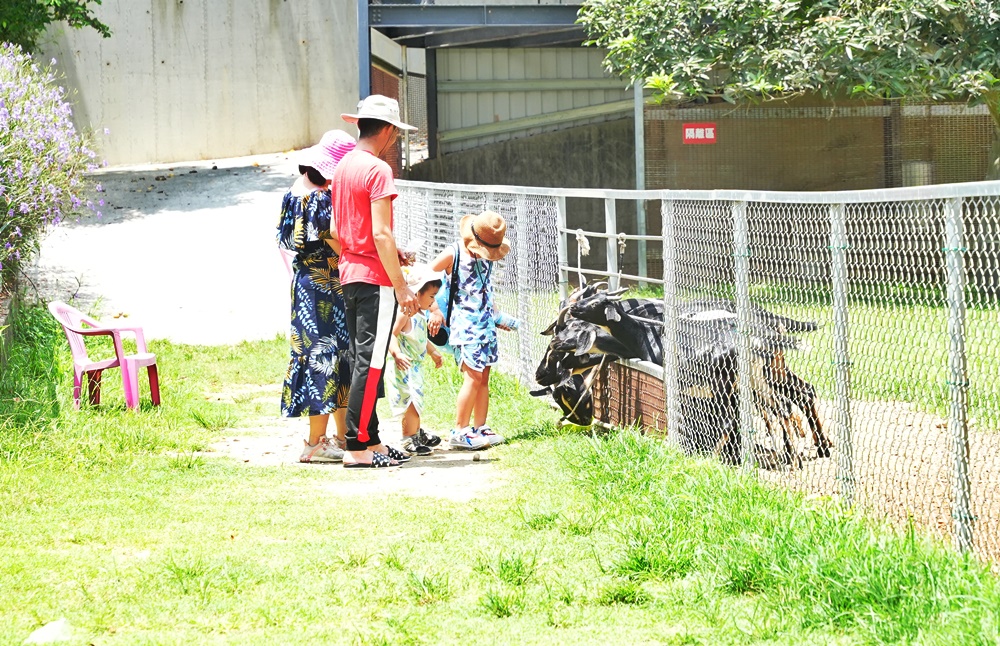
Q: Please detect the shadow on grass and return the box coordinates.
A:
[506,419,614,442]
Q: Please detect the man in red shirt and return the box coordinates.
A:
[331,95,420,468]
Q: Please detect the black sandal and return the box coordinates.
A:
[385,446,411,463]
[343,451,395,469]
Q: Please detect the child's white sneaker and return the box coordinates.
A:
[475,425,505,446]
[299,437,344,463]
[449,427,490,451]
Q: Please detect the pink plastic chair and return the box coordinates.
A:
[47,301,161,410]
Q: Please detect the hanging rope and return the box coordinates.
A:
[617,232,628,289]
[575,228,590,288]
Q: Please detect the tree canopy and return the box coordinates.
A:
[579,0,1000,113]
[0,0,110,54]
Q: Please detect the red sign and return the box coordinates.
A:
[682,122,717,144]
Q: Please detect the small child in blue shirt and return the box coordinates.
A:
[430,211,514,450]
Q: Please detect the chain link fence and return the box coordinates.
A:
[394,179,1000,566]
[393,184,562,387]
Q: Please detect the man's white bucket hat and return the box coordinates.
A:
[341,95,417,131]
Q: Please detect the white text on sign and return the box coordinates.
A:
[682,122,717,144]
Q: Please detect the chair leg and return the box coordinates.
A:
[73,370,83,410]
[122,359,140,410]
[86,370,103,406]
[147,363,161,406]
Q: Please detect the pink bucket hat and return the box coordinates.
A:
[297,129,356,180]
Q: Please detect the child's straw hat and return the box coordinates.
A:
[460,211,510,261]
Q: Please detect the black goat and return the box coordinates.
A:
[569,294,664,364]
[532,285,832,468]
[672,306,831,467]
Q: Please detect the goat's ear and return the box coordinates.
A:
[605,303,621,322]
[540,320,558,336]
[574,329,597,356]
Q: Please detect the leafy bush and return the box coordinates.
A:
[0,42,100,291]
[0,0,111,55]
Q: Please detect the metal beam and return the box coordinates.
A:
[439,78,627,93]
[498,29,586,48]
[426,26,558,48]
[426,48,439,159]
[439,99,633,145]
[387,28,585,49]
[358,0,370,98]
[369,4,582,28]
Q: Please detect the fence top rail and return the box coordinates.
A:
[397,179,1000,204]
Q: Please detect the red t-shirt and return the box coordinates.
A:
[330,149,398,286]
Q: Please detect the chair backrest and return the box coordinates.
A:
[47,301,98,364]
[278,247,295,281]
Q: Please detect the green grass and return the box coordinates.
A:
[2,302,999,644]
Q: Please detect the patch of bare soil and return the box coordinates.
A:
[759,399,1000,566]
[202,386,506,503]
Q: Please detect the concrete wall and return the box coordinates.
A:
[41,0,360,165]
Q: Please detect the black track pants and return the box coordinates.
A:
[343,283,397,452]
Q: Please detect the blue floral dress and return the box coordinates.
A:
[276,184,350,417]
[447,243,498,372]
[385,313,428,415]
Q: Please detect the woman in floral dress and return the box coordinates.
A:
[276,130,356,463]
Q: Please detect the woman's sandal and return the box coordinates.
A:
[343,451,395,469]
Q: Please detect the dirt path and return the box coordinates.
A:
[26,153,297,344]
[202,384,506,502]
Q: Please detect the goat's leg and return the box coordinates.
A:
[777,401,803,469]
[771,368,832,458]
[753,392,797,468]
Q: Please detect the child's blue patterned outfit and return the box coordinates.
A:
[447,243,498,372]
[276,186,350,417]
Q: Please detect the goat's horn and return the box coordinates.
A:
[541,303,573,335]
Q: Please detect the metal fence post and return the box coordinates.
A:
[557,196,569,303]
[634,87,647,286]
[514,193,534,386]
[661,198,680,446]
[830,203,855,506]
[945,196,973,552]
[605,198,619,290]
[733,200,755,472]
